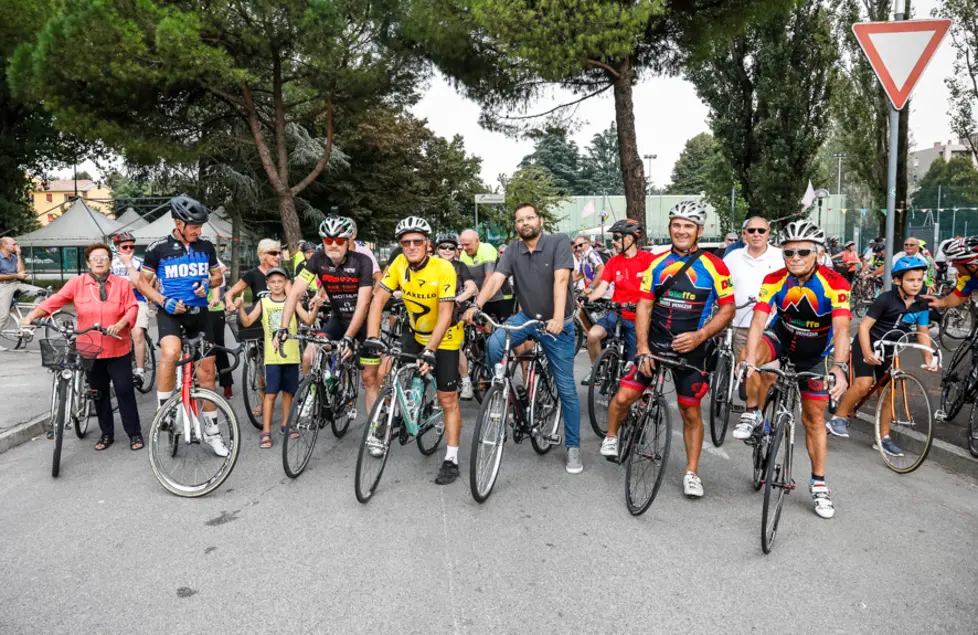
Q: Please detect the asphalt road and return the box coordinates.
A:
[2,352,978,634]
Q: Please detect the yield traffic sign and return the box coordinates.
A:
[852,19,951,110]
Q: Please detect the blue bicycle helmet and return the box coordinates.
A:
[892,254,929,276]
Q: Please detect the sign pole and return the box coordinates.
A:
[475,199,479,234]
[882,4,904,292]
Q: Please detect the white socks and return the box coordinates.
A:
[445,445,458,464]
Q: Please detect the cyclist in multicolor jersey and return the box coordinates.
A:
[279,216,378,412]
[364,216,465,486]
[110,231,153,385]
[924,237,978,311]
[129,196,229,457]
[602,201,735,497]
[739,220,850,520]
[582,219,654,373]
[828,255,937,456]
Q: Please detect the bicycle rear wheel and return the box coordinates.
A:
[709,353,733,447]
[761,415,790,554]
[242,344,264,430]
[469,384,508,503]
[529,363,560,455]
[587,347,620,439]
[624,393,672,516]
[470,360,492,404]
[148,390,241,498]
[51,377,69,478]
[416,376,444,456]
[940,343,974,421]
[940,306,975,349]
[875,374,933,473]
[355,385,396,504]
[330,362,358,438]
[283,376,322,479]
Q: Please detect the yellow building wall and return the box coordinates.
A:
[31,187,114,225]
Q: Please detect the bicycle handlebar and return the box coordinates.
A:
[736,360,837,389]
[174,333,242,372]
[871,329,942,368]
[474,311,555,339]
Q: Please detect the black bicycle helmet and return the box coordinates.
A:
[608,218,643,236]
[170,195,210,224]
[298,240,316,252]
[435,233,459,247]
[112,231,135,245]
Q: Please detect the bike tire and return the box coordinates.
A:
[44,312,76,340]
[752,387,779,491]
[940,342,974,421]
[574,318,586,357]
[51,377,69,478]
[968,399,978,459]
[282,376,322,479]
[134,336,156,394]
[874,374,933,473]
[72,371,91,439]
[587,347,620,439]
[330,362,358,439]
[529,363,560,455]
[242,344,263,430]
[940,306,975,350]
[761,414,789,554]
[471,361,492,405]
[354,385,395,504]
[469,384,508,503]
[148,390,241,498]
[416,376,444,456]
[709,353,733,447]
[624,393,672,516]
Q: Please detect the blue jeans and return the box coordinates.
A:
[486,312,581,448]
[594,312,637,360]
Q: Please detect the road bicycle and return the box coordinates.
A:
[851,275,883,318]
[847,330,940,473]
[737,360,835,554]
[462,323,492,404]
[354,341,445,503]
[585,300,635,438]
[130,331,156,394]
[707,297,757,447]
[25,318,114,478]
[468,313,564,503]
[0,288,75,349]
[938,326,978,422]
[938,292,977,350]
[281,329,360,478]
[148,333,242,498]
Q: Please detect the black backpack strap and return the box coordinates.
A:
[653,249,705,302]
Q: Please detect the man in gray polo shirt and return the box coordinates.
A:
[463,203,583,474]
[0,236,43,351]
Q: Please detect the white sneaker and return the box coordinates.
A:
[0,345,8,352]
[202,424,229,457]
[460,382,474,400]
[600,436,618,457]
[810,481,835,519]
[683,472,704,498]
[732,410,760,440]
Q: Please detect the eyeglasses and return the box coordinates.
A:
[400,238,425,247]
[89,256,111,263]
[118,244,135,251]
[323,237,347,246]
[572,243,587,250]
[515,215,538,225]
[745,227,769,235]
[783,248,814,259]
[263,250,281,257]
[437,244,456,251]
[904,242,916,247]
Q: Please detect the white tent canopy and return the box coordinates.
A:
[16,199,123,247]
[115,207,150,231]
[129,214,229,246]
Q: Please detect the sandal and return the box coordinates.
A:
[94,435,113,451]
[281,425,300,439]
[259,432,272,448]
[130,435,144,451]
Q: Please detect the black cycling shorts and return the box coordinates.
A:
[621,339,710,407]
[158,307,217,356]
[483,299,515,324]
[400,329,460,392]
[850,335,892,381]
[320,314,379,366]
[761,331,830,401]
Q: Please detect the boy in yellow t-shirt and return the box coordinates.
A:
[238,267,322,448]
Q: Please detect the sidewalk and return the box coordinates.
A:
[0,341,55,452]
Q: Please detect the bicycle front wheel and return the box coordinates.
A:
[469,384,508,503]
[875,374,933,473]
[355,385,396,504]
[470,360,492,404]
[149,390,241,498]
[330,362,359,438]
[416,376,444,456]
[587,347,620,439]
[283,376,322,479]
[72,371,91,439]
[51,377,69,478]
[624,393,672,516]
[529,364,561,455]
[761,415,790,554]
[940,343,973,421]
[940,305,975,349]
[242,344,264,430]
[709,353,733,447]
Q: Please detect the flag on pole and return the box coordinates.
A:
[581,200,597,218]
[800,180,816,210]
[840,208,847,214]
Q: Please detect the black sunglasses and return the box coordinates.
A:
[611,234,623,241]
[745,227,768,235]
[783,248,814,259]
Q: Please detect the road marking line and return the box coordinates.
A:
[670,428,731,460]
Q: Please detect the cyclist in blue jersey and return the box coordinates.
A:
[130,196,229,456]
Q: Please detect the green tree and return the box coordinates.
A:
[579,122,623,195]
[940,0,978,159]
[687,0,836,220]
[518,127,583,195]
[914,156,978,209]
[479,166,564,241]
[667,133,720,195]
[10,0,421,249]
[402,0,795,226]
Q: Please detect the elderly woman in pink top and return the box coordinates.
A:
[22,243,142,451]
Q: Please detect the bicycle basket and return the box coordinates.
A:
[39,337,102,371]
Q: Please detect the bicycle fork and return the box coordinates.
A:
[177,356,203,444]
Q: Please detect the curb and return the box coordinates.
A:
[0,412,50,456]
[849,410,978,480]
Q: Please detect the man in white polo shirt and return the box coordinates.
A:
[723,216,782,356]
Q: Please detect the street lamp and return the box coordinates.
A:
[814,187,831,227]
[832,153,848,195]
[643,154,657,191]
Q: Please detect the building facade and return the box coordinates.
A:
[30,179,113,225]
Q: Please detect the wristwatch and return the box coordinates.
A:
[831,361,849,374]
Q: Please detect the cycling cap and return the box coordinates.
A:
[265,266,288,279]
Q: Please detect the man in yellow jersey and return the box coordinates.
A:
[364,216,464,486]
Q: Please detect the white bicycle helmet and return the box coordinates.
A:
[945,238,978,263]
[318,216,355,239]
[667,201,707,227]
[779,220,825,246]
[394,216,432,239]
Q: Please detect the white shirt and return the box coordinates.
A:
[723,244,783,328]
[354,241,380,275]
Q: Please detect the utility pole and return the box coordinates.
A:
[833,153,848,195]
[643,154,656,192]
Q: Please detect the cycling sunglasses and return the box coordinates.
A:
[437,244,457,251]
[572,242,588,250]
[263,250,281,257]
[323,237,347,246]
[400,238,426,247]
[118,243,135,251]
[745,227,768,235]
[783,248,814,259]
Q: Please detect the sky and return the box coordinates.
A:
[58,0,958,193]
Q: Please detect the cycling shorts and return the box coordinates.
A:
[620,341,710,407]
[761,331,830,401]
[321,314,379,366]
[158,307,217,357]
[401,329,459,392]
[850,335,892,381]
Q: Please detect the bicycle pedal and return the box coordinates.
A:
[542,433,562,445]
[935,409,946,422]
[348,408,358,419]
